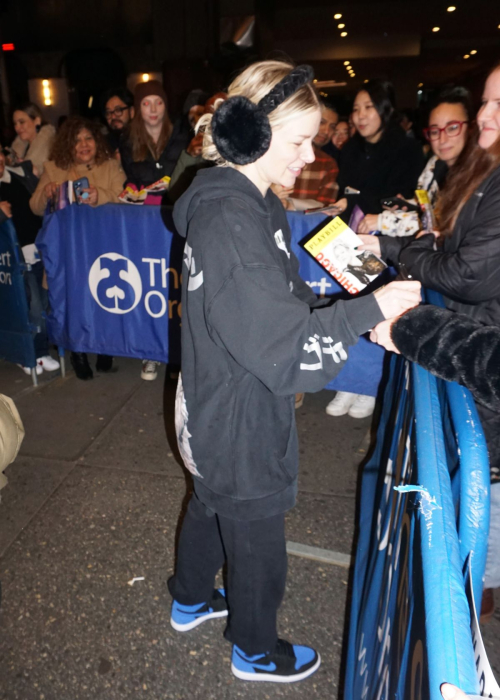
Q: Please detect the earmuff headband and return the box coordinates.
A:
[212,65,315,166]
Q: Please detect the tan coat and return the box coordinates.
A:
[11,124,56,177]
[30,158,125,216]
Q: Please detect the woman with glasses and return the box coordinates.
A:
[361,63,500,620]
[357,86,472,238]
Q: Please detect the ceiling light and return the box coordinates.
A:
[42,79,49,87]
[447,6,456,11]
[142,73,150,82]
[334,13,342,19]
[418,82,423,87]
[338,23,345,28]
[313,79,317,83]
[418,90,423,95]
[463,54,470,59]
[470,49,477,54]
[340,31,348,37]
[344,60,350,65]
[364,79,369,83]
[351,73,356,77]
[432,27,440,32]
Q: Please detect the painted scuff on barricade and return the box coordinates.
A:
[344,346,491,700]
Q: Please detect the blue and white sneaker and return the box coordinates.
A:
[231,638,321,683]
[170,588,228,631]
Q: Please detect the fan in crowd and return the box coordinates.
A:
[0,143,59,376]
[101,86,135,155]
[10,102,55,177]
[357,86,473,237]
[30,115,125,381]
[325,79,424,420]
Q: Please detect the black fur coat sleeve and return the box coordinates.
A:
[391,305,500,411]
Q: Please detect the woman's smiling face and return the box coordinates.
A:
[477,68,500,151]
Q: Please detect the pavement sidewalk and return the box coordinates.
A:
[0,357,498,699]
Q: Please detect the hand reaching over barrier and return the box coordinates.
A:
[373,280,421,320]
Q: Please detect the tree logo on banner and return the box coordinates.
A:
[88,253,142,314]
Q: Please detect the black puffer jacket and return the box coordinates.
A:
[337,122,424,220]
[395,165,500,326]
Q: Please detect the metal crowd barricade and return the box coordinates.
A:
[344,289,490,699]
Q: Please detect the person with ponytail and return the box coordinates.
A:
[167,60,421,683]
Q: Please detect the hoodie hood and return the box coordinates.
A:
[173,166,271,238]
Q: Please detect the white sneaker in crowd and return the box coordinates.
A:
[348,394,376,419]
[17,364,43,376]
[325,391,358,416]
[141,360,158,381]
[37,355,60,371]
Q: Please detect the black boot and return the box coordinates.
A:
[70,352,93,380]
[95,354,114,373]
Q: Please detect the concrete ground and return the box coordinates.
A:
[0,356,498,700]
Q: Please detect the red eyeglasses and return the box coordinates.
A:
[423,120,469,141]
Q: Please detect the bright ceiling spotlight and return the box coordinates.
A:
[344,60,350,65]
[463,54,470,59]
[142,73,150,82]
[338,23,345,28]
[447,5,456,11]
[432,27,440,32]
[470,49,477,54]
[340,31,348,37]
[334,13,342,19]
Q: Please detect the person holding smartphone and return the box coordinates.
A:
[30,116,125,380]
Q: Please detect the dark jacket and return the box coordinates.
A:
[392,305,500,413]
[337,123,424,219]
[395,165,500,327]
[0,163,41,247]
[119,117,191,190]
[173,167,384,520]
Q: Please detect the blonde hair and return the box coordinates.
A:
[198,60,319,166]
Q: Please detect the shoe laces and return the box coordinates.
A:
[274,639,295,658]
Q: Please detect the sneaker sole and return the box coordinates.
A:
[141,372,158,381]
[231,653,321,683]
[170,609,228,632]
[325,405,351,416]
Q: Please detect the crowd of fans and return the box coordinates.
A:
[2,62,500,631]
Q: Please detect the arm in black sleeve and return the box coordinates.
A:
[386,140,424,200]
[400,185,500,303]
[208,265,384,395]
[379,234,413,267]
[391,305,500,411]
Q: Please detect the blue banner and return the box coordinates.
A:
[344,351,490,699]
[0,219,36,368]
[37,205,385,393]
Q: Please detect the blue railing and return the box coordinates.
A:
[345,290,490,699]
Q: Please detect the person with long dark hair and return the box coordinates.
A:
[119,80,191,199]
[325,79,423,419]
[358,86,473,238]
[365,62,500,620]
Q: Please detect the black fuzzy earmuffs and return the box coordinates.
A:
[212,65,314,165]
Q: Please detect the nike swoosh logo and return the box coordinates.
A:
[252,662,277,672]
[234,649,277,672]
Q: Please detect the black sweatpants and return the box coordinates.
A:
[168,493,288,655]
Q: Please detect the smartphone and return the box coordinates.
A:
[381,197,419,212]
[73,177,90,204]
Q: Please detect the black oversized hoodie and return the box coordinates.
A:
[173,167,384,520]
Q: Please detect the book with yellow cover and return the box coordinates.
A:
[303,216,386,294]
